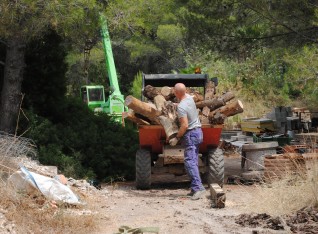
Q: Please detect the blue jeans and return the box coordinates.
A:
[182,128,204,192]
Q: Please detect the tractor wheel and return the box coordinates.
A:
[135,149,151,190]
[207,148,224,187]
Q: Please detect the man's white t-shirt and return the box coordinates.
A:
[177,94,201,129]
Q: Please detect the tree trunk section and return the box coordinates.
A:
[205,80,215,100]
[221,92,235,103]
[122,110,150,125]
[158,116,178,140]
[200,115,210,124]
[142,85,159,100]
[162,101,177,120]
[187,88,204,102]
[209,100,244,123]
[160,86,175,100]
[202,106,210,117]
[195,92,235,110]
[153,95,166,112]
[125,95,161,122]
[0,37,26,134]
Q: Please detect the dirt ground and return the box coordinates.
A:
[90,157,288,234]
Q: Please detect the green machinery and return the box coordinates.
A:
[80,15,125,122]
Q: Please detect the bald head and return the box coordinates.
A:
[175,83,186,93]
[174,83,186,100]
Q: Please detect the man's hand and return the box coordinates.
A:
[169,137,179,146]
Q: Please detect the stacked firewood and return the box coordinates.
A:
[123,80,244,140]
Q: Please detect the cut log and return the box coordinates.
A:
[125,95,161,122]
[153,95,166,112]
[158,116,178,140]
[205,80,216,100]
[221,92,235,103]
[209,100,244,124]
[142,85,159,100]
[160,86,175,100]
[195,92,235,109]
[187,88,204,102]
[210,112,227,124]
[210,100,243,117]
[162,101,178,120]
[196,97,224,109]
[122,110,150,125]
[202,106,210,117]
[199,115,210,124]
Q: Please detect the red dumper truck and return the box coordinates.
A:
[135,74,224,189]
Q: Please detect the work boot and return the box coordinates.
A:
[191,189,206,200]
[187,190,195,196]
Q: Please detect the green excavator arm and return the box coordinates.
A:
[81,14,125,123]
[99,14,125,121]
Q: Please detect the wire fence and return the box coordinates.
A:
[0,131,37,176]
[0,131,37,159]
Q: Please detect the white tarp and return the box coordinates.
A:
[8,166,81,205]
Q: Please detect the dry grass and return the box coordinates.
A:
[0,181,97,234]
[246,157,318,216]
[0,132,98,234]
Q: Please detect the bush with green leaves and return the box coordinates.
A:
[21,98,138,181]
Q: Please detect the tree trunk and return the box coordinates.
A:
[0,38,26,134]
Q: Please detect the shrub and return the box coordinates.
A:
[20,98,138,181]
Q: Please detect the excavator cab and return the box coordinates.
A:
[80,85,105,112]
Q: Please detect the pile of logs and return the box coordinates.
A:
[123,80,244,140]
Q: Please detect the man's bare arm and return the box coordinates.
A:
[177,117,188,139]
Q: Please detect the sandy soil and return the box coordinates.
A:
[90,157,287,234]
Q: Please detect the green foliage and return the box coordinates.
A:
[21,99,139,180]
[130,71,143,99]
[105,0,186,73]
[283,45,318,109]
[66,46,108,96]
[0,0,100,43]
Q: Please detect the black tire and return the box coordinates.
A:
[135,149,151,190]
[207,148,224,187]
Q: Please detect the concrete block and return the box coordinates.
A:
[241,171,263,181]
[210,183,226,208]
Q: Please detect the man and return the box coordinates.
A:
[169,83,205,200]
